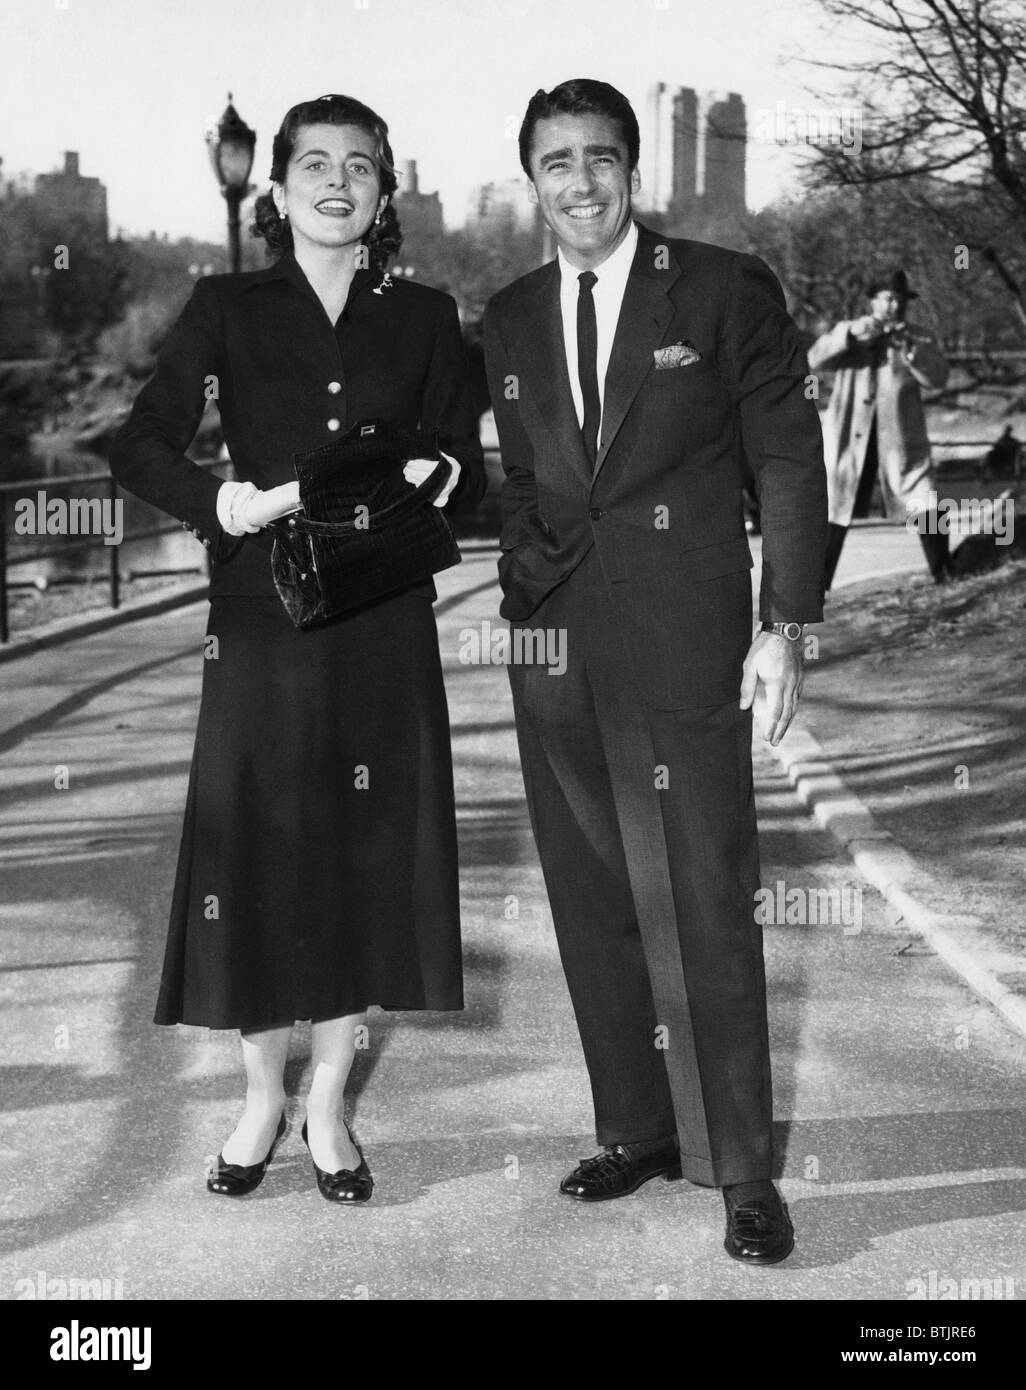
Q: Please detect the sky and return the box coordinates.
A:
[0,0,859,242]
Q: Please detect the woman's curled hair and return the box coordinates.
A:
[252,93,402,273]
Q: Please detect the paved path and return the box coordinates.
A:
[1,534,1024,1300]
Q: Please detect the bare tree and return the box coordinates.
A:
[804,0,1026,328]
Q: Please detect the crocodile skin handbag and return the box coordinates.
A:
[267,420,461,629]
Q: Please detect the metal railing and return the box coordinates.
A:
[0,439,1018,644]
[0,459,224,644]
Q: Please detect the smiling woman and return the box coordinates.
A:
[251,93,402,273]
[108,89,484,1209]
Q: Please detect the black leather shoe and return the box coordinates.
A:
[560,1142,682,1201]
[301,1120,373,1204]
[723,1187,795,1264]
[207,1112,286,1197]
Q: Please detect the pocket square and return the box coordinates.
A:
[654,341,702,369]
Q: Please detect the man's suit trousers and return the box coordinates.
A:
[507,548,773,1186]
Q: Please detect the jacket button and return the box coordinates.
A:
[589,507,604,520]
[327,418,341,431]
[327,381,342,394]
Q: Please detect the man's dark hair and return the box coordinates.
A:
[518,79,640,177]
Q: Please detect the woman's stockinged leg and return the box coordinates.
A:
[219,1023,292,1166]
[305,1012,366,1172]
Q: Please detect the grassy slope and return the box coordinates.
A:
[802,559,1026,953]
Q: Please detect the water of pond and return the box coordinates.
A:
[2,447,220,588]
[2,441,505,601]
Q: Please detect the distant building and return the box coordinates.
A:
[637,82,675,213]
[32,151,109,243]
[393,159,444,241]
[0,161,41,358]
[702,93,746,219]
[638,84,747,226]
[0,151,110,357]
[466,178,540,237]
[670,87,701,221]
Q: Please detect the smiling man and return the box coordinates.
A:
[483,79,828,1265]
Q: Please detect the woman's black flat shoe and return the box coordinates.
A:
[207,1112,287,1197]
[301,1120,373,1203]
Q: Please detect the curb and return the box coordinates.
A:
[770,724,1026,1042]
[0,582,209,666]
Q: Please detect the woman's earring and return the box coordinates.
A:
[374,210,382,225]
[278,208,288,222]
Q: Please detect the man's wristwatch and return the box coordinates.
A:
[761,621,805,641]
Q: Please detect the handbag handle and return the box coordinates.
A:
[283,454,453,537]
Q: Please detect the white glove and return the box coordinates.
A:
[238,481,301,528]
[217,480,301,534]
[402,450,461,507]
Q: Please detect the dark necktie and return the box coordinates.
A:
[577,270,600,466]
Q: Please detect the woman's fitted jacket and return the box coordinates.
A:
[109,252,486,597]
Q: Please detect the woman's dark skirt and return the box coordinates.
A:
[154,591,464,1029]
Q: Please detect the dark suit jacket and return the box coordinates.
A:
[110,252,485,599]
[483,223,827,708]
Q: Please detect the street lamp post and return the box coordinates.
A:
[206,94,256,274]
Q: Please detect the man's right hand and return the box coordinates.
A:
[740,631,805,746]
[849,315,884,345]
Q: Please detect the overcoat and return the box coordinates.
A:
[807,319,948,526]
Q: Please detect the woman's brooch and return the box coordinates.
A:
[372,272,394,296]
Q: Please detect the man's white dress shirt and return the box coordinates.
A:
[557,220,639,447]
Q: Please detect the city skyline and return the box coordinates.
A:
[0,0,853,243]
[636,85,748,219]
[3,83,779,244]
